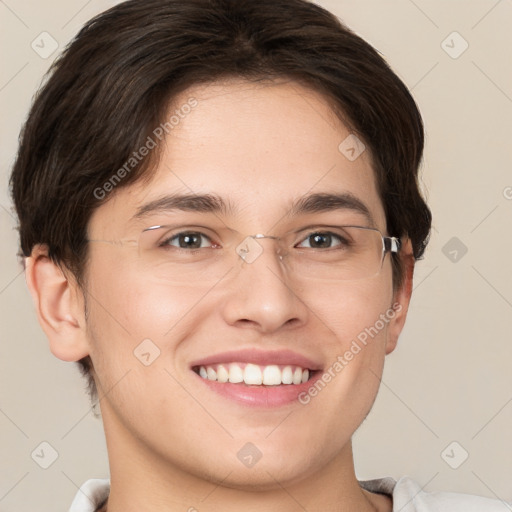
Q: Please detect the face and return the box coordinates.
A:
[82,79,410,489]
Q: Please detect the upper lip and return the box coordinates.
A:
[189,348,323,370]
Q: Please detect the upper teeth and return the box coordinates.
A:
[197,363,310,386]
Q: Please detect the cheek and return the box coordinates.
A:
[83,253,218,398]
[86,251,208,341]
[298,273,394,412]
[83,264,204,415]
[305,269,394,347]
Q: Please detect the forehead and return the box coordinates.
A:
[88,79,386,235]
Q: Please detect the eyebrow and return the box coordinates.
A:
[132,191,374,225]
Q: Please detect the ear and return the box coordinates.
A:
[24,244,90,361]
[385,238,415,355]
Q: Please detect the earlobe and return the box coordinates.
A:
[385,239,415,355]
[25,245,90,362]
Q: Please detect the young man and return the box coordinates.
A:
[9,0,508,510]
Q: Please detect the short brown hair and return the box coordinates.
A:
[10,0,431,402]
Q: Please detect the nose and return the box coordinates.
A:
[220,236,309,334]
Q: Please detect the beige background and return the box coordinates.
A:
[1,0,511,510]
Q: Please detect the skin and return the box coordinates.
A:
[26,78,414,512]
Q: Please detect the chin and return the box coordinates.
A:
[203,458,319,492]
[189,439,333,492]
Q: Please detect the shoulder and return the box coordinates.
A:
[392,476,510,512]
[68,478,110,512]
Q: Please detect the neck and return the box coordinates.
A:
[100,408,389,512]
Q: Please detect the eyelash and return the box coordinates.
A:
[159,230,350,251]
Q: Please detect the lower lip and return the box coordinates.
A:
[193,371,322,408]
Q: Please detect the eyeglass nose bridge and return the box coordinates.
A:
[242,233,285,262]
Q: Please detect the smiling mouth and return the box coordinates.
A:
[192,362,319,386]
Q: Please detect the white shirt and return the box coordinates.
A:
[69,476,510,511]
